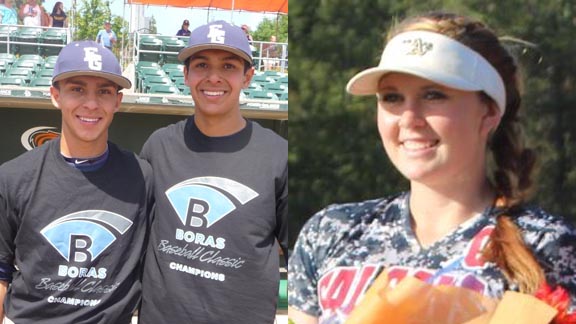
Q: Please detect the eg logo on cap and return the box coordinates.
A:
[84,48,103,70]
[207,25,225,44]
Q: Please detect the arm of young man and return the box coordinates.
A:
[275,164,288,263]
[0,279,7,319]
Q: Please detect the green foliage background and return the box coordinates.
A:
[288,0,576,247]
[253,15,288,42]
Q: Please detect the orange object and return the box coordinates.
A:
[345,271,558,324]
[125,0,287,14]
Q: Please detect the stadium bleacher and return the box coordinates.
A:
[0,27,287,112]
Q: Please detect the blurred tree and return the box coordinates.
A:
[288,0,576,247]
[72,0,129,58]
[253,14,288,42]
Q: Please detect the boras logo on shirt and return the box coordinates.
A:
[166,176,258,249]
[40,210,133,279]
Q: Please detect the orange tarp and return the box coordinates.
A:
[126,0,287,14]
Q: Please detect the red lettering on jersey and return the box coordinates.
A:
[386,266,409,288]
[463,225,494,269]
[412,269,433,283]
[435,274,457,286]
[318,265,378,314]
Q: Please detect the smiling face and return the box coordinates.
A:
[376,73,500,186]
[184,49,253,121]
[50,76,122,157]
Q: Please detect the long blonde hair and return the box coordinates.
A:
[389,12,544,294]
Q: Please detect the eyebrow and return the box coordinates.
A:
[64,78,118,89]
[189,54,244,63]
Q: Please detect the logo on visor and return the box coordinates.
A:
[207,25,225,44]
[403,38,433,56]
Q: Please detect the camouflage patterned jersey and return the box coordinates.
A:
[288,192,576,323]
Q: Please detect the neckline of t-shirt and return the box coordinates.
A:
[51,138,114,177]
[400,192,493,252]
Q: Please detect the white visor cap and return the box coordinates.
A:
[346,30,506,115]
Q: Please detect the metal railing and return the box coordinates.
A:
[0,24,70,56]
[132,32,288,73]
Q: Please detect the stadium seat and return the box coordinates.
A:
[44,55,58,63]
[176,84,187,93]
[0,54,16,76]
[277,75,288,85]
[0,27,18,53]
[138,36,163,63]
[263,70,281,79]
[37,68,54,78]
[278,92,288,101]
[162,63,184,74]
[180,87,190,96]
[263,82,286,92]
[5,68,34,84]
[18,54,43,63]
[12,59,40,71]
[148,84,180,95]
[167,69,184,82]
[0,76,26,86]
[252,75,273,84]
[39,29,67,57]
[29,76,52,87]
[173,76,185,87]
[13,27,43,55]
[248,82,262,91]
[136,67,166,90]
[246,90,279,100]
[136,61,160,71]
[141,76,173,92]
[161,37,186,64]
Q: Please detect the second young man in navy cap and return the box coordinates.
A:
[138,21,288,323]
[0,40,153,323]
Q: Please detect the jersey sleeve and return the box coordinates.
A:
[288,210,325,316]
[0,176,17,267]
[530,214,576,313]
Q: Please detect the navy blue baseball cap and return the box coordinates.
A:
[178,20,253,65]
[53,40,132,89]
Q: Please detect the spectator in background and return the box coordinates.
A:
[262,35,279,70]
[0,0,17,25]
[96,21,117,50]
[176,19,190,36]
[49,1,67,28]
[19,0,42,26]
[241,24,253,42]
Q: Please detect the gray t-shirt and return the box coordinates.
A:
[0,139,153,324]
[139,117,288,324]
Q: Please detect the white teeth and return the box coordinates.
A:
[79,117,99,123]
[203,90,224,96]
[402,140,436,150]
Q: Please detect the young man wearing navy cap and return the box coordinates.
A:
[138,21,287,323]
[0,40,153,324]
